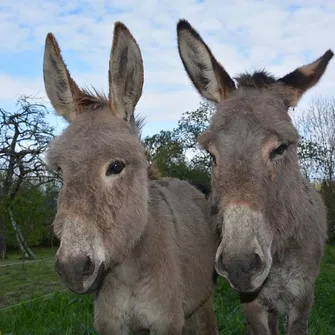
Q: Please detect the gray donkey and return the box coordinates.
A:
[43,22,219,334]
[177,19,333,335]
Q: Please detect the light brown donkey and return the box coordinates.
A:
[43,22,219,334]
[177,19,333,335]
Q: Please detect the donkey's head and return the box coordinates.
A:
[44,23,147,294]
[177,19,333,293]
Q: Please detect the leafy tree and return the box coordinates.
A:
[144,130,187,177]
[297,137,327,180]
[294,97,335,243]
[143,99,214,191]
[5,182,58,249]
[176,100,215,170]
[320,181,335,244]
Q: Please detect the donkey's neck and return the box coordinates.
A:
[105,181,179,286]
[268,166,320,254]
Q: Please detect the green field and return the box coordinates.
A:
[0,247,334,335]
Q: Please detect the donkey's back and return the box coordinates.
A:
[152,177,219,316]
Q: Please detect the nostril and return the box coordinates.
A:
[83,256,95,276]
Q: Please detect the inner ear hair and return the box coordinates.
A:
[108,21,144,123]
[177,19,236,103]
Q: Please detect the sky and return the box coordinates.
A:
[1,0,335,137]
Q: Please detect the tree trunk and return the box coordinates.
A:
[0,236,6,259]
[0,213,7,259]
[8,208,35,260]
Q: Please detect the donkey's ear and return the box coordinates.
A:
[43,33,81,122]
[109,22,144,123]
[177,19,236,104]
[277,49,334,107]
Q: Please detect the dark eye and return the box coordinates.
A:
[270,143,288,159]
[209,152,217,166]
[106,160,125,176]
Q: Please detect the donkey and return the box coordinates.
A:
[176,19,333,335]
[43,21,220,335]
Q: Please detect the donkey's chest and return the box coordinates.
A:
[258,264,306,313]
[111,285,155,329]
[101,272,165,331]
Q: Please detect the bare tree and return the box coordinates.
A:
[294,97,335,243]
[295,97,335,183]
[0,96,58,259]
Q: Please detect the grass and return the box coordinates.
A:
[1,247,56,264]
[0,246,334,335]
[0,248,63,310]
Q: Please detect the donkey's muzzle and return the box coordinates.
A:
[55,256,105,294]
[216,253,265,293]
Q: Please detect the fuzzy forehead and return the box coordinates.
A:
[200,88,299,148]
[46,109,144,168]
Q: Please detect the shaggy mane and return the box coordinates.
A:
[73,86,145,135]
[234,70,277,89]
[75,86,109,111]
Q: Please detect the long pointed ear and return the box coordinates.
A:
[177,19,236,104]
[109,22,144,123]
[277,49,334,107]
[43,33,82,122]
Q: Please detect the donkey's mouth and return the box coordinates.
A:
[84,262,106,294]
[68,262,106,295]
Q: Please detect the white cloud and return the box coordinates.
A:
[0,74,44,101]
[0,0,334,134]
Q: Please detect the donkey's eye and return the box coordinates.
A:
[209,152,217,166]
[270,143,288,159]
[106,160,125,176]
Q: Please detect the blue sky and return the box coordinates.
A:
[1,0,334,137]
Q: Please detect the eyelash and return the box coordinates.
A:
[207,151,217,166]
[269,143,290,160]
